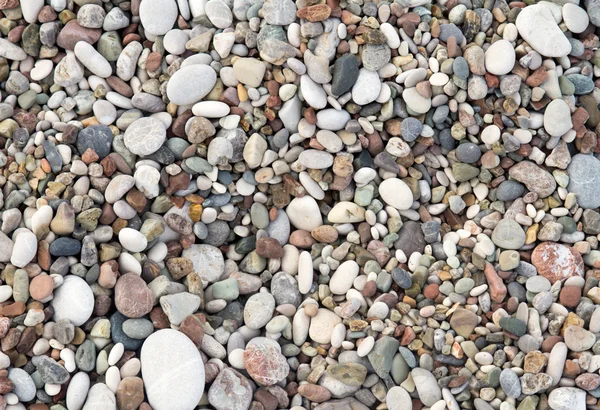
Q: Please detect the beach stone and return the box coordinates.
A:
[139,0,178,35]
[82,383,116,409]
[205,0,234,29]
[309,308,342,344]
[244,292,275,329]
[243,342,289,386]
[450,308,478,338]
[508,161,556,198]
[329,261,360,295]
[491,219,526,249]
[286,196,323,231]
[379,178,414,210]
[77,124,113,159]
[0,38,27,61]
[499,317,526,336]
[515,5,572,57]
[485,40,515,75]
[141,329,205,410]
[233,58,266,88]
[352,69,381,106]
[10,230,37,268]
[564,326,596,352]
[327,363,368,386]
[531,242,584,283]
[411,368,442,406]
[548,387,587,410]
[332,53,359,96]
[182,244,225,283]
[500,368,521,398]
[51,275,94,326]
[544,99,573,137]
[368,336,399,379]
[568,154,600,209]
[115,273,154,318]
[208,368,253,410]
[8,368,36,402]
[124,117,166,156]
[167,65,217,105]
[262,0,296,25]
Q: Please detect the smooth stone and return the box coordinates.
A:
[544,99,572,137]
[329,261,360,295]
[139,0,178,35]
[66,372,90,410]
[316,109,351,131]
[124,117,166,156]
[568,154,600,209]
[286,196,323,231]
[8,368,36,402]
[182,244,225,283]
[244,292,275,329]
[379,178,414,210]
[411,368,442,406]
[74,41,112,78]
[309,308,342,344]
[82,383,116,410]
[548,387,587,410]
[352,68,381,105]
[10,230,37,268]
[51,275,95,326]
[141,329,205,410]
[233,58,266,88]
[492,219,526,249]
[515,4,571,57]
[485,40,515,75]
[167,65,217,105]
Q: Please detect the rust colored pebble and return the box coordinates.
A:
[559,286,582,308]
[423,283,439,299]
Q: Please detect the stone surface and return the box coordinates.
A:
[141,329,205,410]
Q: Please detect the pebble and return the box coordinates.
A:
[141,330,204,410]
[0,0,599,409]
[167,64,217,105]
[515,5,572,57]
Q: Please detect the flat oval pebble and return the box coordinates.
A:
[51,276,95,326]
[141,329,204,410]
[167,64,217,105]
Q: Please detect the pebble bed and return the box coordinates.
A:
[0,0,600,409]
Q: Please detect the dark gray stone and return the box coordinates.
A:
[332,53,359,96]
[76,124,113,159]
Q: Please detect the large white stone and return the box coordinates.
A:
[484,40,515,75]
[548,387,587,410]
[51,275,95,326]
[329,261,360,295]
[119,228,148,253]
[10,230,37,268]
[139,0,178,35]
[352,68,381,105]
[141,329,205,410]
[167,65,217,105]
[379,178,414,210]
[516,5,571,57]
[67,372,91,410]
[301,75,327,109]
[286,196,323,231]
[74,41,112,78]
